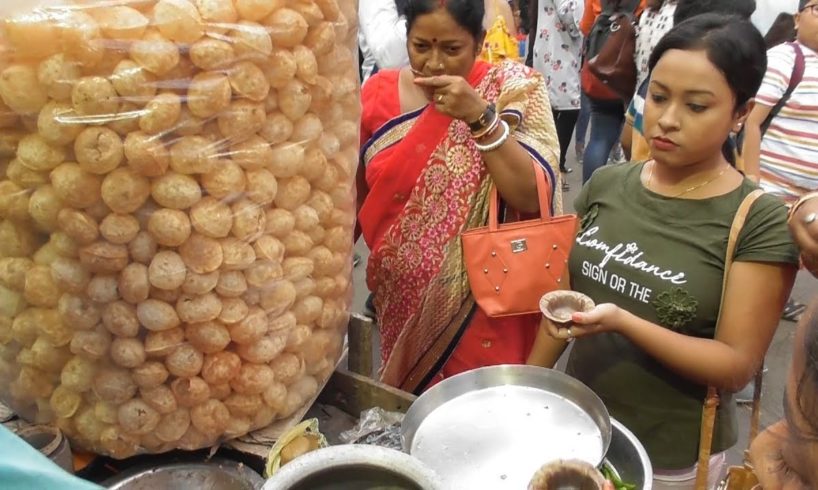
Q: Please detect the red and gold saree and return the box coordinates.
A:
[359,60,561,394]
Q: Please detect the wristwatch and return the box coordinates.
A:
[469,103,497,133]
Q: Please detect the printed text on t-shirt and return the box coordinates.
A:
[576,226,688,304]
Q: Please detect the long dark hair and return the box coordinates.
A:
[396,0,409,17]
[674,0,756,25]
[405,0,485,40]
[649,14,766,164]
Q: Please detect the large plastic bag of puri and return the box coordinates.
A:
[0,0,358,458]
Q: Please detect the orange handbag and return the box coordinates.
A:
[461,167,578,317]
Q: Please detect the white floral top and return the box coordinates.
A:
[532,0,583,111]
[635,1,677,89]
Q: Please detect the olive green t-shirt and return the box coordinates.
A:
[566,163,799,470]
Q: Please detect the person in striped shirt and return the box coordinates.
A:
[744,0,818,203]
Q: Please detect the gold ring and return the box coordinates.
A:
[436,94,444,103]
[804,213,817,225]
[567,327,573,337]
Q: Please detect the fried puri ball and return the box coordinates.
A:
[123,131,170,177]
[190,399,230,436]
[227,306,267,344]
[151,172,202,209]
[101,167,151,214]
[132,361,170,389]
[182,270,220,295]
[201,351,241,385]
[230,363,275,395]
[166,343,204,378]
[148,250,187,290]
[93,367,137,404]
[147,208,191,247]
[179,233,223,274]
[176,293,222,324]
[119,263,150,304]
[118,398,160,435]
[171,376,210,407]
[185,320,231,354]
[190,197,232,239]
[137,299,181,332]
[50,163,102,209]
[99,214,140,245]
[219,297,248,324]
[144,327,185,359]
[74,127,123,175]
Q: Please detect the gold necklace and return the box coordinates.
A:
[646,161,728,198]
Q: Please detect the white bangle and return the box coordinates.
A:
[475,120,509,153]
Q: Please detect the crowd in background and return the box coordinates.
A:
[356,1,818,489]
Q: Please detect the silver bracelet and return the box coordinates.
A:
[475,120,509,153]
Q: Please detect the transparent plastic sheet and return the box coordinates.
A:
[0,0,359,458]
[338,407,404,451]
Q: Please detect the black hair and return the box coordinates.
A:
[648,14,766,164]
[395,0,410,17]
[764,13,797,50]
[405,0,486,40]
[674,0,756,25]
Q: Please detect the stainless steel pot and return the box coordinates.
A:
[607,419,653,490]
[262,445,445,490]
[104,459,264,490]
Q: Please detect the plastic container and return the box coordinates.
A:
[0,0,358,458]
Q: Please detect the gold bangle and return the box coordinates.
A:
[788,191,818,222]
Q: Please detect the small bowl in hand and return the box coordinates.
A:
[539,291,595,325]
[528,459,607,490]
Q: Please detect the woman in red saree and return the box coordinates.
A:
[357,0,561,394]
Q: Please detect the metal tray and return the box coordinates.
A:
[401,365,611,490]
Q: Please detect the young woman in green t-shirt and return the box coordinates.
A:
[528,14,799,487]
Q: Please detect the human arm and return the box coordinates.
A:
[620,118,634,160]
[789,194,818,277]
[358,0,409,70]
[545,261,796,391]
[415,75,546,213]
[744,44,798,183]
[528,317,571,367]
[741,102,773,184]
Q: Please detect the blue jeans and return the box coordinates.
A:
[583,97,625,184]
[575,93,591,149]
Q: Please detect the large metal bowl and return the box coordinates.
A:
[104,459,264,490]
[608,419,653,490]
[262,445,445,490]
[401,365,612,490]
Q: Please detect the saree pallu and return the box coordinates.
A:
[359,60,561,394]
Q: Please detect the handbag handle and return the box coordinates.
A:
[695,189,765,489]
[488,165,553,232]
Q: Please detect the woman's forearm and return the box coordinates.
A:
[528,320,569,367]
[614,309,761,391]
[482,136,542,213]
